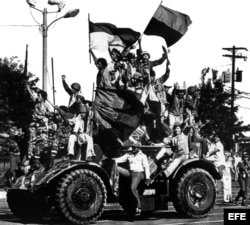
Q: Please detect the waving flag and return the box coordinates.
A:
[89,21,140,51]
[94,88,144,141]
[144,5,192,47]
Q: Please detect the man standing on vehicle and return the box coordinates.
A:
[114,142,150,216]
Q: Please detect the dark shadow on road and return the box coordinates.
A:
[0,209,189,224]
[100,209,189,222]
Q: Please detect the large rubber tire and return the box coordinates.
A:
[7,189,50,221]
[172,168,216,218]
[56,169,107,225]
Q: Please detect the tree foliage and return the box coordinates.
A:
[0,56,37,157]
[198,73,249,150]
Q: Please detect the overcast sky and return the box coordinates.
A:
[0,0,250,126]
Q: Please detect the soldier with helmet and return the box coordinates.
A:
[61,74,81,108]
[58,75,83,121]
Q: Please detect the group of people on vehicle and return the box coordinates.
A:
[1,42,249,210]
[21,43,203,167]
[25,74,96,168]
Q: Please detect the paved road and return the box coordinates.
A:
[0,182,249,225]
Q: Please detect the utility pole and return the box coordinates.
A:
[27,1,79,92]
[42,8,48,92]
[222,46,248,147]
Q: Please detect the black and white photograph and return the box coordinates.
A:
[0,0,250,224]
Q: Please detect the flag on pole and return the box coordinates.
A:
[144,4,192,47]
[89,21,140,51]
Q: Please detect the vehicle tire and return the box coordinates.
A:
[7,189,50,221]
[172,168,216,218]
[56,169,107,225]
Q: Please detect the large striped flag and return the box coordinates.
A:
[89,21,140,52]
[144,4,192,47]
[93,88,144,141]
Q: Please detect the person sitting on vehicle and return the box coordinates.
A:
[67,104,95,161]
[113,142,151,216]
[65,94,89,118]
[153,122,189,177]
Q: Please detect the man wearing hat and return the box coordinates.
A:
[67,104,95,161]
[61,75,81,108]
[114,142,150,215]
[234,151,250,206]
[137,46,168,82]
[56,75,83,121]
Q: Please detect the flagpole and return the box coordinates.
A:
[89,82,95,137]
[88,13,91,64]
[51,57,56,106]
[24,44,28,77]
[140,0,163,52]
[142,0,162,35]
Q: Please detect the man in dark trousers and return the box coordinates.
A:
[234,152,250,206]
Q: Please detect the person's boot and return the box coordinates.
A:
[66,154,74,160]
[241,199,248,207]
[234,196,240,205]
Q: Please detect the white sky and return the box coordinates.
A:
[0,0,250,126]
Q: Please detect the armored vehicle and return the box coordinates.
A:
[7,144,221,225]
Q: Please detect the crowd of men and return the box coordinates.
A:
[1,44,249,207]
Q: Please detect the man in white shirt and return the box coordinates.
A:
[114,142,150,215]
[205,136,225,175]
[205,135,225,195]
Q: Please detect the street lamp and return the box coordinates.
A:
[27,0,80,92]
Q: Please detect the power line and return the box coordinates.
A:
[238,96,250,100]
[29,5,40,25]
[0,25,39,27]
[238,106,250,110]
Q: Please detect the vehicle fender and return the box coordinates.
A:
[33,160,113,194]
[171,158,222,180]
